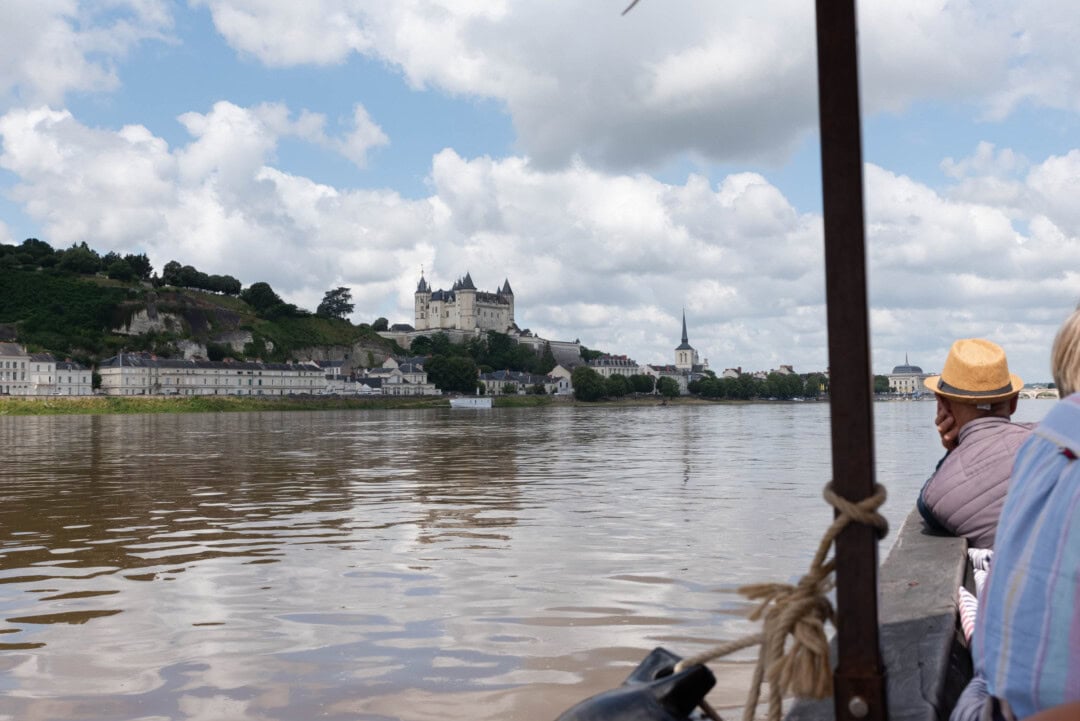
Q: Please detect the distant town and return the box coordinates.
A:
[0,240,1060,401]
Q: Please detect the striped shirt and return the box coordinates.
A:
[974,392,1080,718]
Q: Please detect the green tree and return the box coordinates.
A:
[571,366,606,401]
[804,373,827,398]
[20,238,55,261]
[629,374,656,394]
[502,381,519,395]
[161,260,183,286]
[372,317,389,332]
[241,282,284,314]
[529,382,547,395]
[741,374,764,399]
[57,243,102,274]
[690,376,722,398]
[656,376,681,398]
[874,375,891,394]
[409,335,432,355]
[123,253,153,280]
[426,355,479,393]
[605,374,630,397]
[106,259,136,282]
[579,346,604,362]
[538,342,557,374]
[316,287,354,319]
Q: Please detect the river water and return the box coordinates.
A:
[0,399,1054,721]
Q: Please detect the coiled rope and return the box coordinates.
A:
[674,482,888,721]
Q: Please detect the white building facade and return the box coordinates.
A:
[98,354,324,396]
[888,356,932,395]
[0,342,31,395]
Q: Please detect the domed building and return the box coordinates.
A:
[887,354,932,395]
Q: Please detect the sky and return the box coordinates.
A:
[1,1,1079,383]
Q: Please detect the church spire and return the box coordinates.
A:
[676,309,693,351]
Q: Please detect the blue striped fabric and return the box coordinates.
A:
[974,392,1080,718]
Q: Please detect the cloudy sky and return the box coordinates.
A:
[1,1,1079,382]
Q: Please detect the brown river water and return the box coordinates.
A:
[0,400,1054,721]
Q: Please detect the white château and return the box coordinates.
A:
[414,272,515,333]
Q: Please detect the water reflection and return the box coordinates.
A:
[0,401,1056,720]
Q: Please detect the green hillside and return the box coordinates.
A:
[0,239,398,366]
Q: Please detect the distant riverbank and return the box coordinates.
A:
[0,393,833,416]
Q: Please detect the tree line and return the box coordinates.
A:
[400,331,559,394]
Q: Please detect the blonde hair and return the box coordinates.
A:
[1051,307,1080,396]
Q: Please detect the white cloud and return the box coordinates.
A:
[0,1,172,107]
[337,104,389,168]
[3,101,1079,381]
[188,1,1080,173]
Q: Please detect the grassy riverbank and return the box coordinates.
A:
[0,395,457,416]
[0,393,808,416]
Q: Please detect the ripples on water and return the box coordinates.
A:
[0,401,1055,720]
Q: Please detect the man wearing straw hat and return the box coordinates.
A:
[916,338,1032,548]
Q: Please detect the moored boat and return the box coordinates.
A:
[449,396,492,409]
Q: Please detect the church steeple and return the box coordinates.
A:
[676,309,693,351]
[675,309,701,372]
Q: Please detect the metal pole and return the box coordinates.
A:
[814,2,887,720]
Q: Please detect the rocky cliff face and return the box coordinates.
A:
[295,340,391,371]
[115,308,184,336]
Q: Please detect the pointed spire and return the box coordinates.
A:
[461,271,476,290]
[676,309,694,350]
[501,278,513,295]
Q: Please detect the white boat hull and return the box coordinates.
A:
[449,397,493,409]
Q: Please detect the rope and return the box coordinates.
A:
[674,481,887,721]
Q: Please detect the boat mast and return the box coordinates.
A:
[815,2,886,720]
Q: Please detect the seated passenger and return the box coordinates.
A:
[917,338,1032,548]
[959,310,1080,721]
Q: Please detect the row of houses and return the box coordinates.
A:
[585,354,711,395]
[0,343,575,398]
[0,342,93,396]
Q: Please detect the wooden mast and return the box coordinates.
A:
[814,1,887,720]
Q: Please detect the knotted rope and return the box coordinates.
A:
[674,481,888,721]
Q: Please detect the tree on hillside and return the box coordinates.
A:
[372,317,388,332]
[241,282,285,313]
[316,287,354,319]
[409,335,432,355]
[538,341,557,374]
[57,242,102,274]
[579,346,604,362]
[20,238,54,260]
[106,259,136,281]
[873,375,890,394]
[161,261,183,286]
[124,253,153,280]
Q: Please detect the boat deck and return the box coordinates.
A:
[787,507,971,721]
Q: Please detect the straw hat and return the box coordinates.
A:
[923,338,1023,402]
